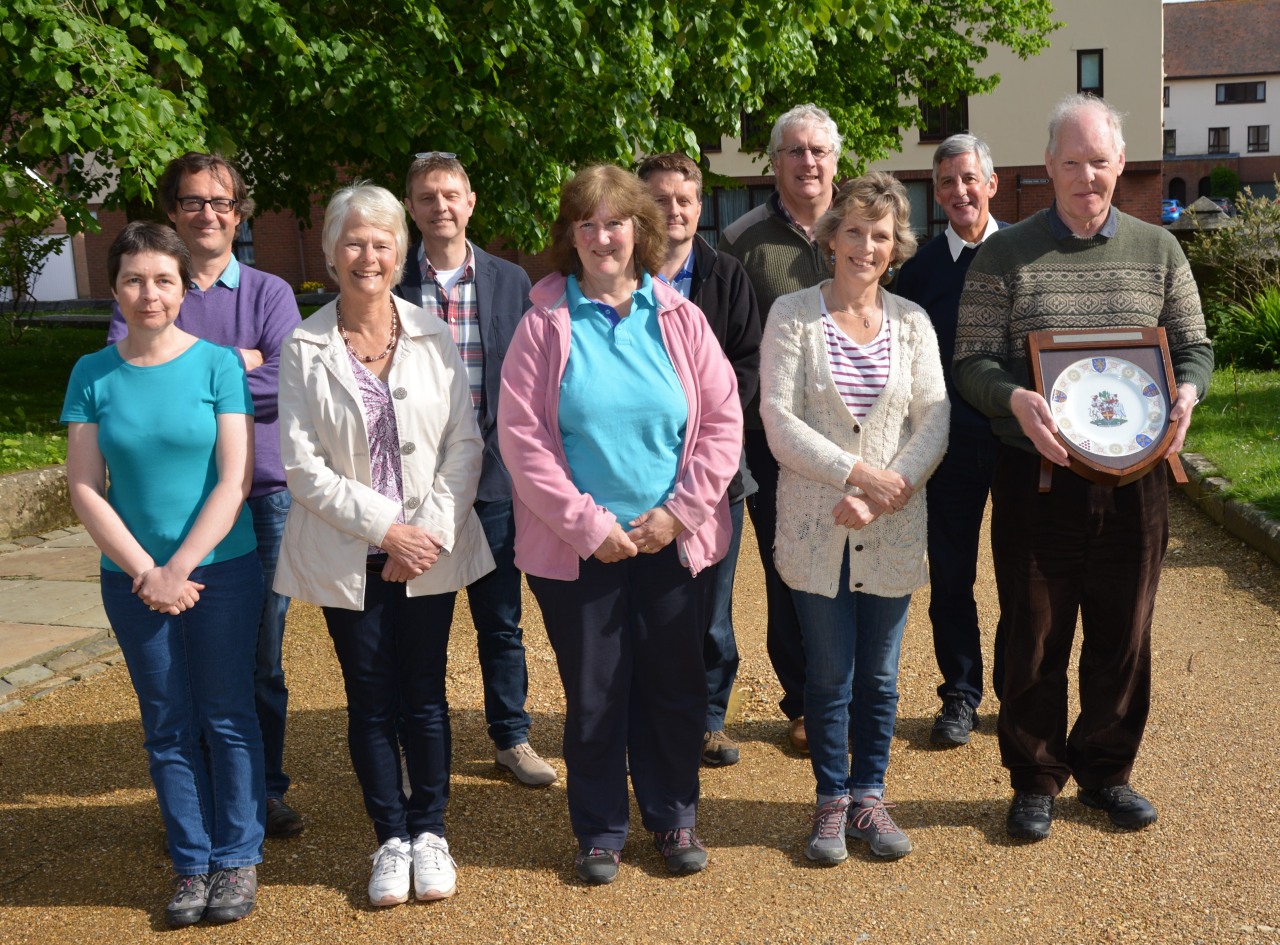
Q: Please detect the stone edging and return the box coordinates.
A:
[1177,453,1280,567]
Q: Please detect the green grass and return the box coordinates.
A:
[0,323,107,473]
[1183,367,1280,518]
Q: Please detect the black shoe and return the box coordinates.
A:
[930,693,978,747]
[574,847,620,885]
[265,796,304,838]
[1078,784,1158,830]
[1006,792,1054,840]
[653,828,708,874]
[204,866,257,923]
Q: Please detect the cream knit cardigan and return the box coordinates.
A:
[760,282,950,599]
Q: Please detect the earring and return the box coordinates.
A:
[828,252,836,267]
[886,266,895,278]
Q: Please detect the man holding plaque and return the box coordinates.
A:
[953,94,1213,841]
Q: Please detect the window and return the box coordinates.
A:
[699,185,773,247]
[1248,125,1270,153]
[1164,129,1176,154]
[1217,81,1265,104]
[901,180,949,240]
[1208,127,1230,154]
[1078,50,1103,97]
[233,220,255,266]
[918,87,969,142]
[740,111,770,152]
[1163,85,1170,108]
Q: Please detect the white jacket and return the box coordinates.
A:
[760,283,949,599]
[275,295,494,609]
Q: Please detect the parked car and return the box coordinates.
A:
[1210,197,1234,215]
[1162,199,1183,225]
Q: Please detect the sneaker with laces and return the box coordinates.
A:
[702,729,741,767]
[411,832,457,900]
[574,847,621,885]
[1006,791,1054,840]
[1078,784,1158,830]
[930,693,978,747]
[496,742,558,787]
[204,865,257,923]
[846,796,913,859]
[166,873,209,928]
[805,794,852,865]
[368,837,412,906]
[653,827,708,874]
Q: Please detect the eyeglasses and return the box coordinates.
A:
[415,151,458,160]
[780,146,834,161]
[176,196,238,213]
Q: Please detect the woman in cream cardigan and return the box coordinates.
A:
[275,183,493,907]
[760,172,948,866]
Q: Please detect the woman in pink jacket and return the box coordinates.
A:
[498,165,742,885]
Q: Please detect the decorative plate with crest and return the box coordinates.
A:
[1049,356,1168,458]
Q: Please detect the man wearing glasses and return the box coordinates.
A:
[395,152,555,788]
[719,104,841,755]
[106,152,304,837]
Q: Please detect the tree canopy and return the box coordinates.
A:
[2,0,1057,248]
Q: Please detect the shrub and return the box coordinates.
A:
[1210,165,1241,200]
[1212,284,1280,370]
[1185,181,1280,309]
[297,280,326,294]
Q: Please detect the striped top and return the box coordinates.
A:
[821,305,890,423]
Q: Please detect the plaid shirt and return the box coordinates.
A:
[420,243,483,425]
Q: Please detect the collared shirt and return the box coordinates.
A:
[657,247,696,300]
[775,194,820,243]
[194,254,241,290]
[419,242,483,423]
[1046,201,1119,240]
[943,216,1001,262]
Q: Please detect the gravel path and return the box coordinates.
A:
[1,490,1277,944]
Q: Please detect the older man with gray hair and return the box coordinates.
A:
[895,134,1006,749]
[954,95,1212,841]
[720,104,841,753]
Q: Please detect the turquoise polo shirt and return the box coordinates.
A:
[559,273,687,526]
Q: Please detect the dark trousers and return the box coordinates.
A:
[991,448,1168,797]
[925,425,1004,709]
[528,545,708,850]
[324,577,456,844]
[744,427,806,720]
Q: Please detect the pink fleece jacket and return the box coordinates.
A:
[498,272,742,581]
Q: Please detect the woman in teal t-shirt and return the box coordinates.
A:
[60,222,262,927]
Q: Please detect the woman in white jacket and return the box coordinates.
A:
[760,173,948,866]
[275,183,493,907]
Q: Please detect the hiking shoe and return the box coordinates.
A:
[496,742,558,787]
[411,832,457,901]
[368,837,412,906]
[574,847,621,885]
[1078,784,1158,830]
[847,796,912,859]
[204,865,257,923]
[805,794,852,865]
[930,693,978,747]
[265,796,304,838]
[1006,792,1054,840]
[702,730,741,767]
[653,828,708,874]
[788,717,809,754]
[165,873,209,928]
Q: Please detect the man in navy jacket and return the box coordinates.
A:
[395,153,555,787]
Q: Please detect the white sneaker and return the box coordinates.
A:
[368,837,412,906]
[411,832,457,901]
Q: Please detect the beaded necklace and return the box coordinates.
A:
[336,297,399,363]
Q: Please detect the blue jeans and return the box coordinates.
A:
[102,553,265,875]
[791,550,911,798]
[705,498,744,730]
[466,498,532,750]
[247,489,293,798]
[324,577,456,844]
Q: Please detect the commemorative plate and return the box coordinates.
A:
[1048,356,1168,459]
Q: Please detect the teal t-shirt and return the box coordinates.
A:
[60,339,257,572]
[558,273,688,526]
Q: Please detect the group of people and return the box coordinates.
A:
[61,91,1211,924]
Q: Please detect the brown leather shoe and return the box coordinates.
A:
[265,796,304,838]
[788,717,809,754]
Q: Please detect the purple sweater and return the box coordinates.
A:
[107,261,301,496]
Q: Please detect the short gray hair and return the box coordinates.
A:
[322,182,410,284]
[1047,94,1126,156]
[932,134,994,185]
[768,104,843,162]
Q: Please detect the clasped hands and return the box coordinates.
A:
[379,522,444,582]
[133,564,204,615]
[834,463,914,529]
[593,507,686,563]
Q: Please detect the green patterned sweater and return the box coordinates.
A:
[953,208,1214,452]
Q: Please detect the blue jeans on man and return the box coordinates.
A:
[790,549,911,798]
[247,489,293,799]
